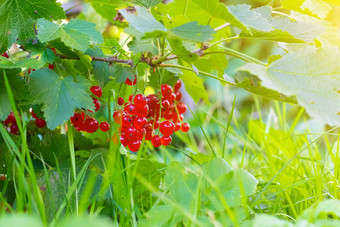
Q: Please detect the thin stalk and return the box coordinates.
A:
[207,48,266,66]
[222,95,236,159]
[67,121,78,214]
[158,64,237,86]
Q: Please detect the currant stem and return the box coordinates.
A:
[158,64,237,86]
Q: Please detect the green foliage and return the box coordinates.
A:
[37,19,103,52]
[0,0,65,52]
[2,0,340,226]
[28,69,94,129]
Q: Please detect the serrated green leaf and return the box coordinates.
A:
[41,48,56,64]
[86,47,113,87]
[111,65,135,83]
[170,22,215,42]
[236,77,297,104]
[227,4,272,32]
[239,46,340,126]
[128,37,159,55]
[168,39,198,63]
[28,69,93,129]
[0,0,65,53]
[37,19,103,52]
[0,58,44,69]
[136,0,163,8]
[119,6,167,34]
[192,0,249,32]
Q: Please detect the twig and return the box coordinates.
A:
[214,23,231,32]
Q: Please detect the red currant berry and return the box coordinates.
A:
[28,68,36,74]
[124,104,137,115]
[167,93,176,103]
[35,118,46,128]
[181,122,190,132]
[133,116,147,129]
[134,94,147,107]
[92,97,100,112]
[10,123,18,135]
[117,97,124,106]
[113,110,123,124]
[121,115,132,127]
[128,139,141,152]
[1,52,9,58]
[100,121,110,132]
[90,85,103,98]
[51,48,57,55]
[125,75,137,86]
[177,103,187,114]
[84,118,99,133]
[48,64,55,70]
[174,80,182,91]
[159,121,175,136]
[125,126,137,138]
[145,130,153,140]
[136,128,146,140]
[161,136,172,146]
[175,91,182,102]
[129,94,133,102]
[31,110,38,119]
[151,135,162,147]
[175,122,181,131]
[120,136,129,147]
[162,100,170,109]
[161,84,172,98]
[70,112,85,127]
[135,104,149,117]
[4,112,15,125]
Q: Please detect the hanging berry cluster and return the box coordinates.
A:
[113,79,190,152]
[70,85,110,133]
[1,111,46,135]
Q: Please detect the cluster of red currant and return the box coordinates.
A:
[113,80,190,152]
[2,111,46,135]
[70,85,110,133]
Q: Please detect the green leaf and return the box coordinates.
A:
[204,157,232,181]
[0,69,28,120]
[192,0,249,32]
[168,39,198,63]
[37,19,103,52]
[86,47,113,87]
[0,58,45,69]
[111,65,135,83]
[164,161,199,209]
[170,22,215,42]
[0,214,43,227]
[215,169,257,207]
[85,0,131,21]
[236,77,297,104]
[136,0,163,8]
[28,69,93,129]
[41,48,56,64]
[119,6,167,34]
[0,0,65,53]
[179,69,209,103]
[239,46,340,126]
[281,0,332,18]
[251,214,293,227]
[125,26,159,55]
[227,4,272,32]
